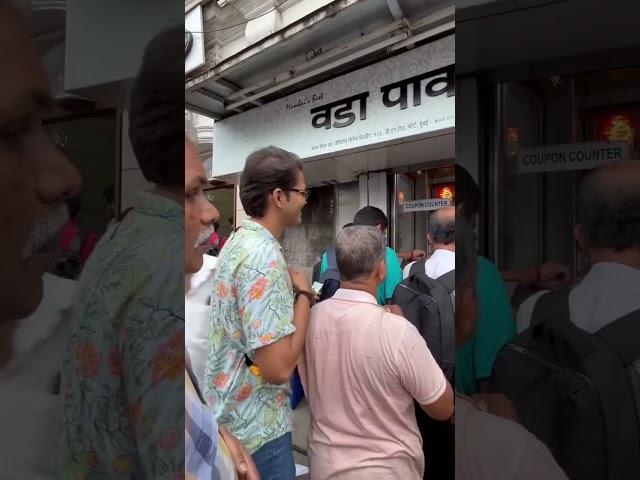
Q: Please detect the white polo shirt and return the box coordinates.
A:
[403,249,455,280]
[516,261,640,374]
[185,254,218,389]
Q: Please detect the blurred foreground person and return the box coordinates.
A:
[454,218,567,480]
[57,27,185,478]
[492,160,640,480]
[300,225,454,479]
[0,2,81,477]
[184,138,258,480]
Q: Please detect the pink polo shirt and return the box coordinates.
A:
[299,288,447,479]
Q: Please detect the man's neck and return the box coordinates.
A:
[340,280,378,299]
[433,243,455,252]
[588,248,640,271]
[251,215,286,241]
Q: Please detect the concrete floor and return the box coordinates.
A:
[292,399,311,479]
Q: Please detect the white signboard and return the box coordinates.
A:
[213,35,455,176]
[403,198,451,212]
[518,141,630,174]
[185,6,205,74]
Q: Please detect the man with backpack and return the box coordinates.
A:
[392,206,456,480]
[490,160,640,480]
[318,206,423,305]
[403,206,456,282]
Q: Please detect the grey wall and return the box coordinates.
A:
[65,0,181,104]
[282,186,336,282]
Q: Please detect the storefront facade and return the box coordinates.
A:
[187,0,456,274]
[456,0,640,284]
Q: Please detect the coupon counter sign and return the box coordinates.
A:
[403,198,451,212]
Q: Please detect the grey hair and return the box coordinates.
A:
[455,218,477,293]
[577,164,640,252]
[335,226,386,281]
[428,209,455,245]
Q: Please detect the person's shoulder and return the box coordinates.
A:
[477,255,504,281]
[379,310,416,340]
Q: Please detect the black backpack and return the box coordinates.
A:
[318,247,341,302]
[391,261,455,382]
[489,288,640,480]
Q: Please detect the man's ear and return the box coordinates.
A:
[271,188,286,209]
[377,259,387,282]
[427,233,433,244]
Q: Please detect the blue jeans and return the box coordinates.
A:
[251,432,296,480]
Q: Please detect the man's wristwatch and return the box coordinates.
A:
[293,288,315,306]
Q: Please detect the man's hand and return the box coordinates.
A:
[219,425,260,480]
[412,249,427,261]
[288,267,310,292]
[538,262,570,283]
[471,393,520,424]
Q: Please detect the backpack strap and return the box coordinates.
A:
[326,247,337,269]
[409,260,426,277]
[596,308,640,365]
[436,270,455,294]
[530,287,571,327]
[588,308,640,478]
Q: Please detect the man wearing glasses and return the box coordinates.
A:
[205,146,313,480]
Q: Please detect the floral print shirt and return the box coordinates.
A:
[205,220,295,454]
[57,192,184,479]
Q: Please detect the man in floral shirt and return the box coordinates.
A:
[206,146,313,480]
[57,27,185,479]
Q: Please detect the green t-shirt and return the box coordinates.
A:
[320,246,403,305]
[455,256,515,395]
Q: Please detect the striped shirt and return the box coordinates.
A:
[186,368,236,480]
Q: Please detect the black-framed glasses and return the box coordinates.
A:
[282,188,310,200]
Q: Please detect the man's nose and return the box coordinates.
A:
[36,136,82,204]
[203,200,220,225]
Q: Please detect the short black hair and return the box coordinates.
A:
[455,165,481,220]
[240,146,303,218]
[128,25,183,186]
[353,206,388,229]
[577,168,640,252]
[429,210,455,245]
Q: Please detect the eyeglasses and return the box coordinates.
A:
[282,188,310,200]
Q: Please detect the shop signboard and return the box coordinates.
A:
[213,35,455,176]
[403,198,451,212]
[517,141,630,174]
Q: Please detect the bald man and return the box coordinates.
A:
[403,206,456,280]
[517,160,640,346]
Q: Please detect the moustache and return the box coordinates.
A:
[194,224,215,249]
[21,204,70,259]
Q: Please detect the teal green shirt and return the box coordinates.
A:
[320,246,403,305]
[455,256,515,395]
